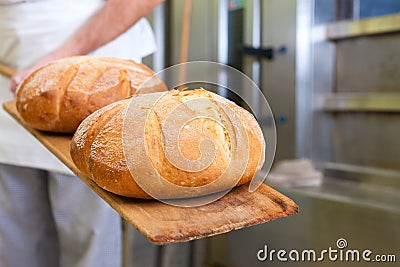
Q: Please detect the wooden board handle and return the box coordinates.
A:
[179,0,192,64]
[0,62,16,78]
[178,0,192,87]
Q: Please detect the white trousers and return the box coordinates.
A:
[0,163,121,267]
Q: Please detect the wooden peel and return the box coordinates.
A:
[178,0,192,86]
[0,62,16,78]
[2,100,298,244]
[179,0,192,64]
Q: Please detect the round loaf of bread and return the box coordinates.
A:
[71,89,265,199]
[16,56,166,133]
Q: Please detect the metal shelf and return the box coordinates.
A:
[317,93,400,112]
[321,13,400,41]
[323,162,400,188]
[275,161,400,214]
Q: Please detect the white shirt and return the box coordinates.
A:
[0,0,43,5]
[0,0,157,173]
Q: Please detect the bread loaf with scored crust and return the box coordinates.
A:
[70,89,265,199]
[16,56,166,133]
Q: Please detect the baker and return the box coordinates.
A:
[0,0,162,266]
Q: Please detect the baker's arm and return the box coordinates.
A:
[11,0,164,92]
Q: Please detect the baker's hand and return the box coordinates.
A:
[10,69,32,94]
[9,53,62,94]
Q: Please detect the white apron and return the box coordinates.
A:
[0,0,157,174]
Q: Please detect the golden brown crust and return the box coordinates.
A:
[70,89,265,199]
[16,56,167,133]
[70,100,126,177]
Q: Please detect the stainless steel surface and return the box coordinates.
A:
[217,0,228,65]
[240,0,297,160]
[310,2,337,167]
[208,151,400,267]
[326,13,400,40]
[169,0,218,64]
[152,3,167,72]
[209,179,400,266]
[331,17,400,169]
[323,162,400,188]
[242,0,260,115]
[352,0,360,20]
[259,0,297,160]
[298,1,400,169]
[251,0,261,116]
[336,32,400,93]
[318,93,400,112]
[295,0,314,158]
[331,112,400,170]
[287,177,400,214]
